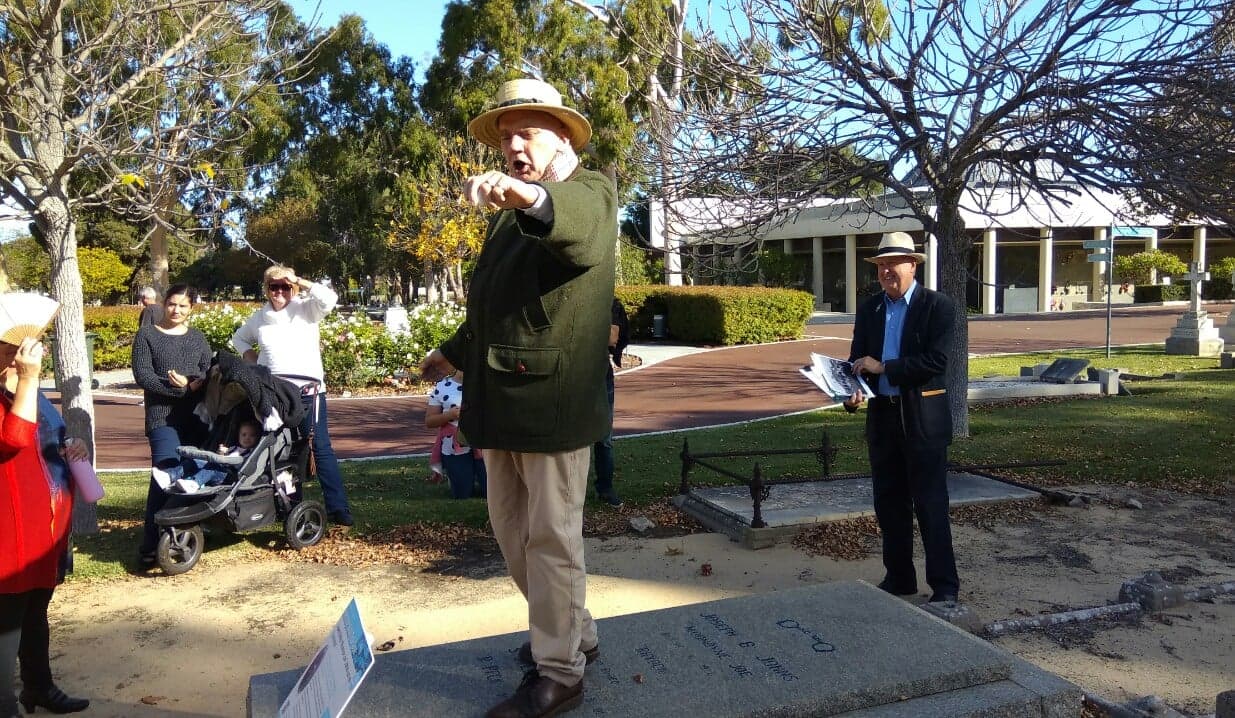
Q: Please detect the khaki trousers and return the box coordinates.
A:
[485,447,597,686]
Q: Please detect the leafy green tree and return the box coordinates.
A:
[77,247,131,303]
[265,15,426,293]
[421,0,638,176]
[0,236,51,292]
[1114,250,1190,286]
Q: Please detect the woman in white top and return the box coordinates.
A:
[231,265,353,526]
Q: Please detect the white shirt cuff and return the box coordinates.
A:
[522,185,553,223]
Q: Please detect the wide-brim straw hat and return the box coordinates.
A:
[865,232,926,263]
[467,78,592,152]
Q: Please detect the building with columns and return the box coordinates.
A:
[650,185,1234,315]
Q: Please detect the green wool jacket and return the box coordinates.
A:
[439,168,618,452]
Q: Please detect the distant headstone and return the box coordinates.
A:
[248,582,1080,718]
[1167,263,1224,356]
[1222,352,1234,370]
[1039,358,1091,384]
[384,306,409,336]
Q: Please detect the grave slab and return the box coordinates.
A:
[1038,358,1091,384]
[249,582,1079,718]
[968,378,1101,402]
[674,472,1038,549]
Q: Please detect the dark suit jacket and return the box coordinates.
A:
[849,284,956,447]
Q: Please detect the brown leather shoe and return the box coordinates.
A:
[485,669,582,718]
[517,641,599,665]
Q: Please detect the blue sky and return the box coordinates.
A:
[290,0,451,76]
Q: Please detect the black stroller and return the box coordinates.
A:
[152,352,328,575]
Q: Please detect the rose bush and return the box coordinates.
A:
[187,301,466,389]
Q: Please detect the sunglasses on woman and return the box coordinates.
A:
[267,283,294,292]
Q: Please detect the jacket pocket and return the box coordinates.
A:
[915,389,952,444]
[485,345,561,437]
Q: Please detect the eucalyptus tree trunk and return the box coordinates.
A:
[41,197,99,534]
[934,198,971,439]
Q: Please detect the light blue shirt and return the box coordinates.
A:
[878,281,918,396]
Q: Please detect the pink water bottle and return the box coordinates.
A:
[70,460,105,503]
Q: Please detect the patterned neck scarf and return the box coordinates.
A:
[538,141,579,183]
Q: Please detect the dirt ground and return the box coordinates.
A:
[48,482,1235,718]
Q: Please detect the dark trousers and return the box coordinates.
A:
[0,588,56,713]
[141,423,202,555]
[441,452,487,499]
[591,367,616,497]
[867,404,959,596]
[301,393,350,516]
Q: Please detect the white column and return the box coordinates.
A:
[1146,227,1159,285]
[651,198,683,287]
[1038,227,1054,312]
[845,234,858,313]
[924,234,939,290]
[1091,227,1108,300]
[1193,226,1208,272]
[811,237,824,310]
[982,229,997,315]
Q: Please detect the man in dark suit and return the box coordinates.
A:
[843,232,959,604]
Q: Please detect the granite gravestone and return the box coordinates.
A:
[249,582,1080,717]
[1038,358,1091,384]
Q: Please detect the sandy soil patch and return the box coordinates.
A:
[48,483,1235,717]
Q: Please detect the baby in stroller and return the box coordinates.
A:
[150,351,326,575]
[153,419,260,494]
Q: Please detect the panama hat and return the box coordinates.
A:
[467,78,592,152]
[865,232,926,263]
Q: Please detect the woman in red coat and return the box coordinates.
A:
[0,337,88,716]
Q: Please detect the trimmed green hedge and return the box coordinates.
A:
[75,303,261,372]
[1133,284,1188,303]
[616,285,814,345]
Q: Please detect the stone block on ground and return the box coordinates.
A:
[1119,571,1187,611]
[248,582,1080,718]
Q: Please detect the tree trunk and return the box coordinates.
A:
[40,198,99,534]
[147,202,174,295]
[447,260,467,303]
[934,199,971,439]
[424,260,439,303]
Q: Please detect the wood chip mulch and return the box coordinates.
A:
[583,498,704,537]
[274,523,496,568]
[791,516,881,561]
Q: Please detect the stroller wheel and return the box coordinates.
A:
[285,500,326,549]
[156,524,204,575]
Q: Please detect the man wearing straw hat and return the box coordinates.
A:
[843,232,961,605]
[421,78,615,718]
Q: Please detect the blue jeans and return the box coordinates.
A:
[301,392,350,516]
[141,423,203,555]
[441,452,487,499]
[591,367,616,497]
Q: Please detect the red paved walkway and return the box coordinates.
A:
[85,304,1227,469]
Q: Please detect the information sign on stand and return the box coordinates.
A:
[278,599,375,718]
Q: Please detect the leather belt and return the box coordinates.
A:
[869,394,901,407]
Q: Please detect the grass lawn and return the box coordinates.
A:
[73,344,1233,582]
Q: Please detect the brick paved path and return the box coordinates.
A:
[86,305,1227,469]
